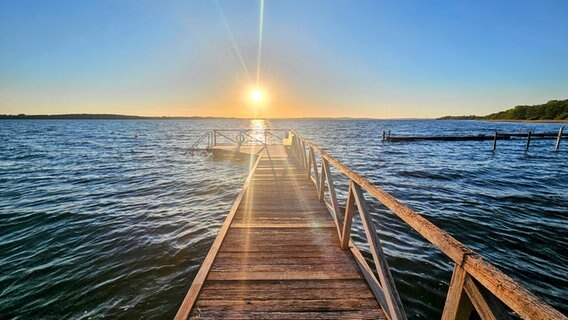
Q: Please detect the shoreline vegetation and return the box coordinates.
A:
[439,99,568,122]
[0,114,376,120]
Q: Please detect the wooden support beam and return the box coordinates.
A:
[310,147,320,190]
[350,244,390,317]
[318,159,326,202]
[441,264,473,320]
[301,140,308,169]
[463,276,512,320]
[323,159,342,225]
[351,181,406,320]
[307,146,313,178]
[339,183,355,250]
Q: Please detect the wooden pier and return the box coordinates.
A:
[177,130,567,320]
[175,144,389,319]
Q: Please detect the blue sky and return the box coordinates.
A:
[1,0,567,118]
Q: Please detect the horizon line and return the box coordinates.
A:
[0,113,444,120]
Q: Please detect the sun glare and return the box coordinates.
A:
[251,90,263,102]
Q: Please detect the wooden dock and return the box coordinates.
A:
[177,129,567,320]
[175,144,388,319]
[382,127,566,150]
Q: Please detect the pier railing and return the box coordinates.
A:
[288,130,565,320]
[187,129,289,152]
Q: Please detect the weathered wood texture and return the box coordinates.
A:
[181,145,386,319]
[292,131,567,320]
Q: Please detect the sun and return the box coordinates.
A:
[251,90,263,102]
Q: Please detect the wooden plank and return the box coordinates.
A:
[207,270,363,281]
[464,276,499,320]
[462,254,566,320]
[210,263,361,274]
[199,287,375,300]
[310,146,320,191]
[174,156,262,320]
[351,182,406,320]
[190,310,386,319]
[464,277,512,320]
[339,182,355,250]
[350,244,390,316]
[323,158,342,224]
[194,298,380,310]
[230,223,336,228]
[441,264,472,320]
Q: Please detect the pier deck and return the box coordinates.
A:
[178,131,567,320]
[176,145,386,319]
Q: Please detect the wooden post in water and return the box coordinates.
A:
[492,131,497,151]
[556,127,563,150]
[382,130,386,142]
[213,130,217,146]
[525,131,532,151]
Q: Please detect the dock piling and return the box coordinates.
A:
[525,131,532,151]
[492,132,497,151]
[556,127,563,150]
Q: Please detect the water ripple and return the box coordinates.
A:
[0,119,566,319]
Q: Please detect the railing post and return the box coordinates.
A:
[442,264,473,320]
[310,147,320,189]
[318,159,325,201]
[556,126,563,150]
[323,159,341,221]
[298,138,305,169]
[351,182,406,320]
[213,130,217,146]
[339,182,355,250]
[292,135,300,163]
[307,147,313,178]
[301,140,308,169]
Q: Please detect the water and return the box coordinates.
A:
[0,119,566,319]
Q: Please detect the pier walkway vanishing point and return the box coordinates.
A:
[177,129,566,320]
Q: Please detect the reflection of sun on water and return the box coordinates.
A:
[250,119,268,144]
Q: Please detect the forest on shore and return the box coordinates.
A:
[439,99,568,120]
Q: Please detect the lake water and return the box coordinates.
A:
[0,119,566,319]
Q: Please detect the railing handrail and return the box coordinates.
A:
[187,129,290,151]
[288,130,566,320]
[208,128,289,132]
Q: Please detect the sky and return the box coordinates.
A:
[1,0,567,118]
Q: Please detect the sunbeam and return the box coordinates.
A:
[215,0,252,83]
[256,0,265,86]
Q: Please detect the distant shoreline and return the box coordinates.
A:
[0,114,401,121]
[1,114,566,123]
[483,119,568,123]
